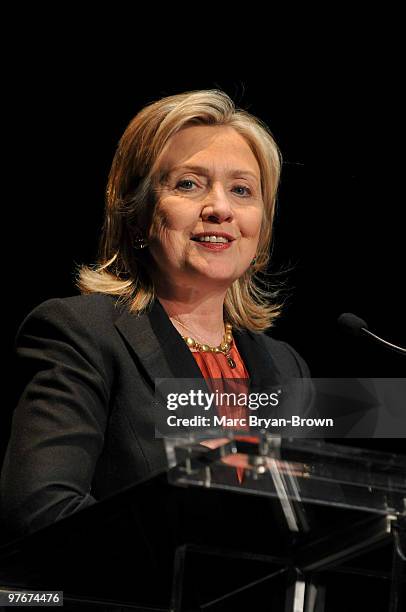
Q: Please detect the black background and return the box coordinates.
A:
[3,51,405,462]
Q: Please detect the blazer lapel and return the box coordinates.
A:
[232,328,282,392]
[232,329,285,423]
[114,297,210,384]
[114,298,214,434]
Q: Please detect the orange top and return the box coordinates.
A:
[191,341,250,380]
[191,342,250,483]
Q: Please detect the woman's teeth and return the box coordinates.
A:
[194,236,229,243]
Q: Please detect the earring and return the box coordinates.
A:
[133,236,148,250]
[251,257,257,266]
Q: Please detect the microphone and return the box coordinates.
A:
[337,313,406,355]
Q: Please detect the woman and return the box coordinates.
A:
[1,89,313,540]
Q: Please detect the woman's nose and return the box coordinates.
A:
[201,183,234,223]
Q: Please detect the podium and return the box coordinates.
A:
[0,435,405,611]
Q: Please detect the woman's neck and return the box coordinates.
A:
[156,291,227,347]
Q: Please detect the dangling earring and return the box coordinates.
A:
[133,236,148,250]
[251,257,257,266]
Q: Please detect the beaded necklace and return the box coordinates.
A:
[171,317,236,369]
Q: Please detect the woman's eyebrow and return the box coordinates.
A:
[169,164,259,183]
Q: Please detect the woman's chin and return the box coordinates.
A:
[191,267,242,285]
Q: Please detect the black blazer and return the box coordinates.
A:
[1,293,313,538]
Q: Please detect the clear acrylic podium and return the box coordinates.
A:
[165,433,406,611]
[0,435,404,611]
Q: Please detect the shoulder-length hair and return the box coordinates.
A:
[76,89,283,332]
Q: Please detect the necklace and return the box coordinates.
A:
[170,316,236,369]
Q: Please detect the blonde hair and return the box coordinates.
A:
[76,89,283,332]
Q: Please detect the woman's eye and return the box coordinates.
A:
[233,185,251,196]
[176,179,196,190]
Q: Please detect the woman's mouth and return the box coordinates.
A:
[191,235,233,250]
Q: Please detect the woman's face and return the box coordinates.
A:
[148,125,263,292]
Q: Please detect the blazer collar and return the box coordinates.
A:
[114,297,282,392]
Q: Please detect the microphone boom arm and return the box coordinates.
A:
[361,328,406,355]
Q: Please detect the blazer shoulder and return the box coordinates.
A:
[20,293,122,328]
[15,293,126,354]
[254,332,312,378]
[14,293,123,386]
